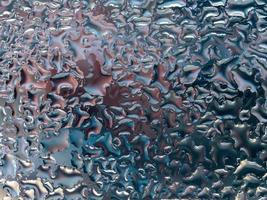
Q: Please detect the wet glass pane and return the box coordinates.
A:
[0,0,266,199]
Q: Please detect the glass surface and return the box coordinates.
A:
[0,0,266,199]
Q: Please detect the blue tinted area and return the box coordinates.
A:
[0,0,266,199]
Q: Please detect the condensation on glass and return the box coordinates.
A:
[0,0,266,199]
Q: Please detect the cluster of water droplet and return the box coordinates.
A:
[0,0,267,199]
